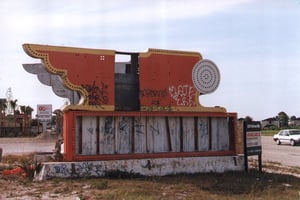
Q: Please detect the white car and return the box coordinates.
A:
[273,129,300,146]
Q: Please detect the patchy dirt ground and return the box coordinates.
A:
[0,158,300,200]
[1,164,300,200]
[0,135,300,200]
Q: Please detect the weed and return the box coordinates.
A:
[63,185,71,193]
[19,158,42,180]
[104,169,143,179]
[1,153,42,181]
[1,154,300,200]
[91,179,108,190]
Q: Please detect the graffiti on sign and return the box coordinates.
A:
[87,127,94,135]
[169,85,197,106]
[118,117,130,135]
[134,117,145,135]
[53,164,69,175]
[104,117,114,134]
[150,124,160,136]
[140,88,168,98]
[143,105,172,112]
[81,81,109,106]
[199,119,208,138]
[44,162,106,178]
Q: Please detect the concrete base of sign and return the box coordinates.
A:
[34,155,244,181]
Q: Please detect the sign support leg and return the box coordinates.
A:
[258,153,262,172]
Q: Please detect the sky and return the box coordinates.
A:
[0,0,299,120]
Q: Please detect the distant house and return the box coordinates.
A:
[288,117,300,127]
[261,117,280,129]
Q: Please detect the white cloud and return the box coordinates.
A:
[67,0,253,27]
[1,0,253,30]
[2,0,300,120]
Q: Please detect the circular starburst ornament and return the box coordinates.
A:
[192,59,220,94]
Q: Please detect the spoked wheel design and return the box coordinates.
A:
[192,59,220,94]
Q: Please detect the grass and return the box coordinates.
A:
[31,171,300,200]
[261,127,300,136]
[261,130,278,136]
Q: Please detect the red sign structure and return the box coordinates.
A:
[23,44,225,113]
[23,43,244,178]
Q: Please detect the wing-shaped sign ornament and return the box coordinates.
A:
[23,43,116,111]
[23,43,226,113]
[23,63,80,104]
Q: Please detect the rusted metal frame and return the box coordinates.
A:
[96,116,100,154]
[63,111,73,161]
[131,116,135,153]
[78,116,83,155]
[67,110,237,118]
[73,150,236,161]
[228,116,235,152]
[208,117,212,150]
[114,116,117,154]
[180,117,183,152]
[66,111,238,160]
[194,117,199,151]
[165,116,172,151]
[146,116,149,153]
[71,112,77,161]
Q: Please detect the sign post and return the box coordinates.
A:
[244,121,262,172]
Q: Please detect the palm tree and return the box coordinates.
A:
[0,99,7,136]
[20,105,26,114]
[19,105,34,135]
[8,99,18,135]
[10,99,18,115]
[0,99,7,114]
[25,106,33,116]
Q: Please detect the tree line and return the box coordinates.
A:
[241,111,295,128]
[0,99,33,116]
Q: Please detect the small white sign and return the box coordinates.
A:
[246,131,262,147]
[37,104,52,120]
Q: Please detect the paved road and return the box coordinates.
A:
[261,136,300,167]
[0,136,56,156]
[0,135,299,168]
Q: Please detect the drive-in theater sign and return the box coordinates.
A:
[22,43,245,180]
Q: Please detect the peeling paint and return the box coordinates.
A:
[73,115,231,157]
[35,156,244,181]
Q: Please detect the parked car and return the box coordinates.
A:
[273,129,300,146]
